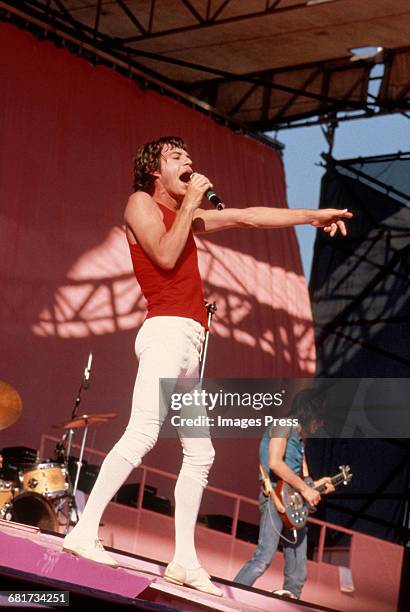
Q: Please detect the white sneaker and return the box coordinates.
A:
[273,589,298,599]
[164,561,223,597]
[63,536,119,568]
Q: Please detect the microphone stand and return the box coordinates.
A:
[66,355,91,467]
[200,302,217,381]
[58,353,92,534]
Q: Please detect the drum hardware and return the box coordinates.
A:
[52,412,116,532]
[0,480,19,520]
[67,457,100,495]
[1,500,15,522]
[49,352,94,532]
[0,380,61,532]
[50,353,117,534]
[0,358,116,534]
[51,494,73,528]
[53,414,117,430]
[0,465,67,532]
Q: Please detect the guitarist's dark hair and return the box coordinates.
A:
[290,388,326,431]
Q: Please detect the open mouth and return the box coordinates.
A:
[179,171,192,183]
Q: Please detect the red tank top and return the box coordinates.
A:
[128,201,208,329]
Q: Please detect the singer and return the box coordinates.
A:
[62,136,351,596]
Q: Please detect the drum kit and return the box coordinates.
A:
[0,378,116,533]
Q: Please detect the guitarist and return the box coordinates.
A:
[234,389,334,599]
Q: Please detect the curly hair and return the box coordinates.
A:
[133,136,188,193]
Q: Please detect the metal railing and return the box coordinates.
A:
[39,433,376,567]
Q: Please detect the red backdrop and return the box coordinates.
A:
[0,23,315,500]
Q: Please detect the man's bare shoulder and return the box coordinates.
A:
[124,191,160,222]
[124,191,165,246]
[126,190,155,210]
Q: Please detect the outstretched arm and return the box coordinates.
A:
[192,206,352,236]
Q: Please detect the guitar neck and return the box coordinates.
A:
[314,472,346,493]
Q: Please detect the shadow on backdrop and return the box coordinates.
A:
[0,23,314,500]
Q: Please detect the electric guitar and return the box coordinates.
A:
[260,464,352,530]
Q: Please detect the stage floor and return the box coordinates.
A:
[0,519,336,611]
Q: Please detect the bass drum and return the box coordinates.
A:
[8,492,59,532]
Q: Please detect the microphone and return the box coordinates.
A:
[82,352,93,390]
[205,188,225,211]
[181,172,225,210]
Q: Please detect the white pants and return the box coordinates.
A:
[113,316,215,486]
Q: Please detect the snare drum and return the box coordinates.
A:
[20,462,68,498]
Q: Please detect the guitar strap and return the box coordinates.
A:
[259,463,285,514]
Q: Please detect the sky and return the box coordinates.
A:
[269,113,410,280]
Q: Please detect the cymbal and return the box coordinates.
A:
[0,381,23,431]
[53,413,117,430]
